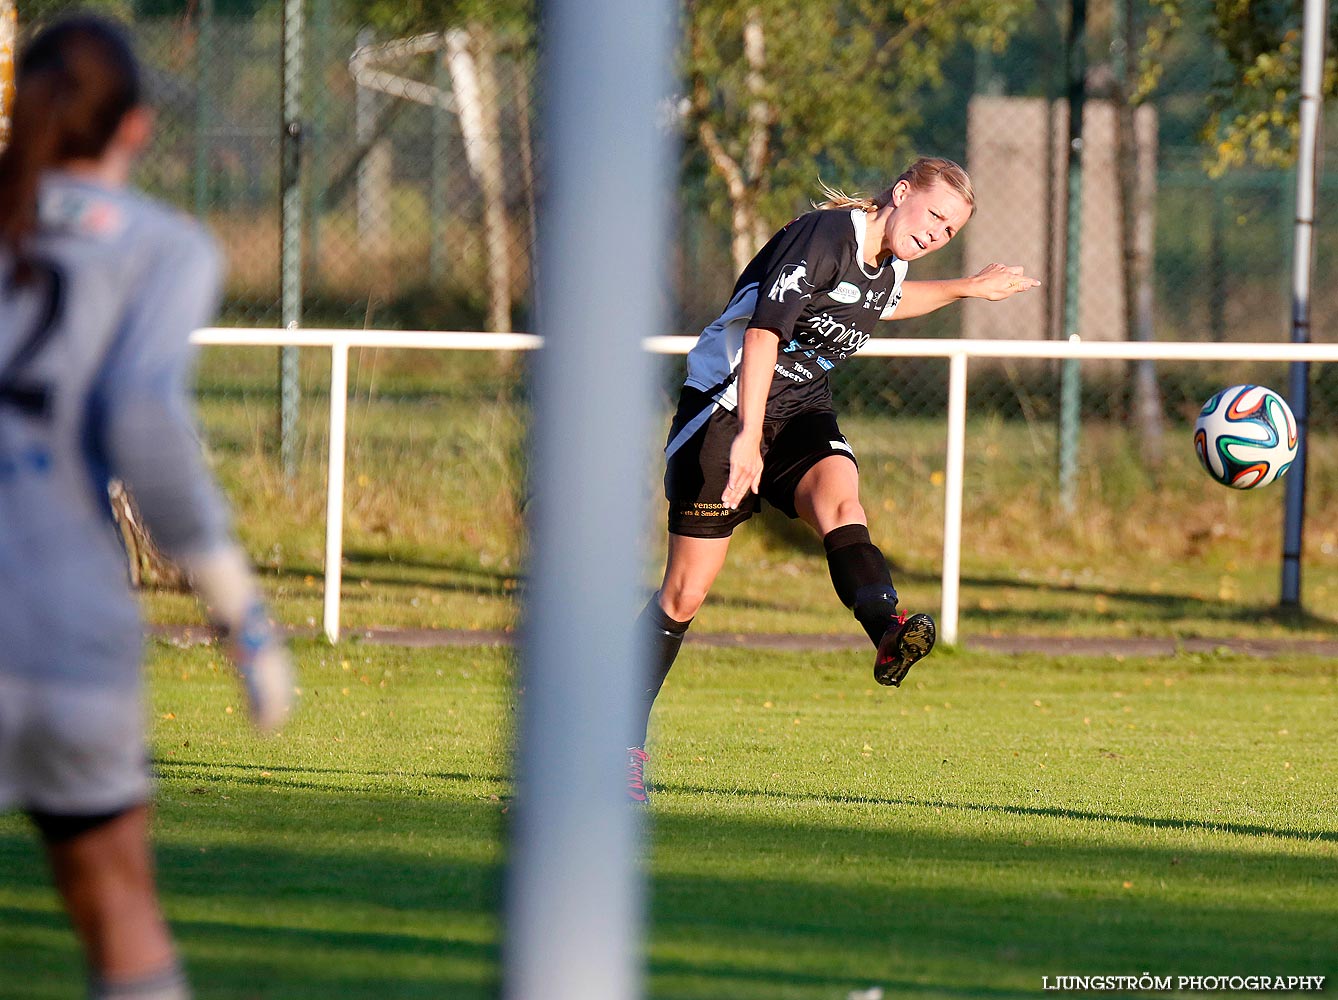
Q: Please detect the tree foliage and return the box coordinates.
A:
[682,0,1033,265]
[1198,0,1337,172]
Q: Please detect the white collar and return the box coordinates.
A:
[850,208,888,279]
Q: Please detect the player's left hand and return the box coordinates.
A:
[972,262,1040,301]
[229,599,296,733]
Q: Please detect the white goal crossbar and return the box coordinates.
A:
[193,328,1338,644]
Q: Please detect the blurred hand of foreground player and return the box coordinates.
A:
[227,599,296,733]
[181,546,296,733]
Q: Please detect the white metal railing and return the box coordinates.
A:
[193,328,1338,644]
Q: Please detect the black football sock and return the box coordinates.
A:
[824,523,900,646]
[634,595,691,748]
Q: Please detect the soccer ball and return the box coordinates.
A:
[1193,384,1298,490]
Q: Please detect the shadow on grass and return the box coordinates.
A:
[2,786,1333,999]
[643,811,1337,999]
[0,794,505,1000]
[881,565,1338,633]
[258,550,519,598]
[154,758,511,793]
[658,782,1338,844]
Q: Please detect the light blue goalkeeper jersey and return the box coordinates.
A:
[0,174,230,689]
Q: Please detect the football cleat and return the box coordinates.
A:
[626,747,650,804]
[874,612,936,687]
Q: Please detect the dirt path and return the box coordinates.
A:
[151,625,1338,658]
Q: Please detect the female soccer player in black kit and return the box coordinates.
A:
[627,157,1039,802]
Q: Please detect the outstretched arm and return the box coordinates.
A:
[884,263,1041,321]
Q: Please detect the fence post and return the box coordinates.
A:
[941,351,969,646]
[280,0,305,481]
[1281,0,1328,608]
[323,339,349,643]
[1058,0,1086,513]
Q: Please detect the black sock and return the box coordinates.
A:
[824,524,899,646]
[634,595,691,748]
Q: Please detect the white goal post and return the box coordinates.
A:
[192,327,1338,644]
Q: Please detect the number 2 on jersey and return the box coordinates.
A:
[0,261,64,419]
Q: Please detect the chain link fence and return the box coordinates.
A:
[12,0,1338,635]
[20,0,1332,388]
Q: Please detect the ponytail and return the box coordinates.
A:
[814,157,976,218]
[813,180,882,213]
[0,16,140,282]
[0,71,62,275]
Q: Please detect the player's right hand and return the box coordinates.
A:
[723,430,764,509]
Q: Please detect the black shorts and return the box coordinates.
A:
[663,387,857,538]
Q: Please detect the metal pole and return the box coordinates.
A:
[279,0,305,481]
[322,342,348,643]
[941,352,968,646]
[1058,0,1086,513]
[1280,0,1328,607]
[504,1,674,998]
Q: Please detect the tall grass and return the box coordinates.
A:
[166,348,1338,639]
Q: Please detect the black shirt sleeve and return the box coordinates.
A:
[745,211,849,339]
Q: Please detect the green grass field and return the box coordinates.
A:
[1,639,1332,999]
[9,348,1329,996]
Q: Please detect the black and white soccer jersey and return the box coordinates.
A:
[683,208,908,420]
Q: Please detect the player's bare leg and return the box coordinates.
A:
[43,805,188,998]
[793,454,867,534]
[794,456,935,686]
[658,532,732,622]
[628,533,733,802]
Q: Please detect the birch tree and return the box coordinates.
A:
[683,0,1033,271]
[357,0,531,332]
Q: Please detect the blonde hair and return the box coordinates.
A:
[816,157,976,218]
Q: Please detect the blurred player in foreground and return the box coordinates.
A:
[628,157,1039,802]
[0,17,293,999]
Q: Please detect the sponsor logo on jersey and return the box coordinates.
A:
[807,311,871,354]
[790,362,813,378]
[880,287,903,316]
[829,281,862,304]
[768,262,811,303]
[864,288,887,310]
[815,356,835,371]
[773,364,807,383]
